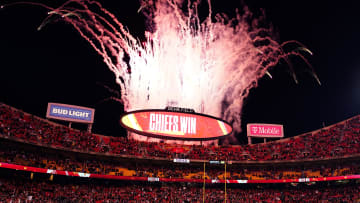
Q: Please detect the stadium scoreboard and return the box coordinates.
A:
[120,108,232,140]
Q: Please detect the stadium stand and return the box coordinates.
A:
[1,102,359,201]
[1,138,359,180]
[0,103,359,162]
[0,168,359,202]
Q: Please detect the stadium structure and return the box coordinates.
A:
[0,102,359,202]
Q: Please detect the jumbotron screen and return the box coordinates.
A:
[120,109,232,140]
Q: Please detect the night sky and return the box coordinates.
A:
[0,0,359,144]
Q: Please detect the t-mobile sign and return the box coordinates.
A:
[247,123,284,138]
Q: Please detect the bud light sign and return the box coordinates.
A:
[46,103,95,123]
[246,123,284,138]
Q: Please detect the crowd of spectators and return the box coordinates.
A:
[1,139,359,181]
[1,103,360,201]
[0,103,359,162]
[0,169,359,202]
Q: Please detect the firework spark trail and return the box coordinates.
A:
[5,0,318,143]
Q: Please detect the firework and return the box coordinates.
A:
[4,0,319,143]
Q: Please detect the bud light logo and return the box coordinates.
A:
[46,103,95,123]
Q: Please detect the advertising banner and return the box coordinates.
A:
[247,123,284,138]
[46,103,95,123]
[1,162,359,184]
